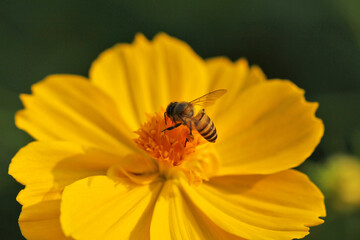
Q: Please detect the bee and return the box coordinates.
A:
[162,89,227,146]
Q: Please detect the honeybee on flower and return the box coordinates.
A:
[163,89,227,146]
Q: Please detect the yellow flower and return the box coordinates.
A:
[9,33,325,240]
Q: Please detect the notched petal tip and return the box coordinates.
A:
[153,32,204,61]
[235,58,250,68]
[249,65,267,79]
[133,33,150,44]
[205,56,232,65]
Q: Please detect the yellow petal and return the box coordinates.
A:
[19,200,71,240]
[60,176,163,240]
[9,141,156,239]
[181,170,325,240]
[215,80,324,175]
[151,180,243,240]
[89,33,209,127]
[9,141,127,240]
[205,57,250,117]
[16,74,138,154]
[9,141,121,206]
[205,57,267,119]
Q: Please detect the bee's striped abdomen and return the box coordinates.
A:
[194,112,217,143]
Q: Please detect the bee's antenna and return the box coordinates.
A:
[164,112,167,125]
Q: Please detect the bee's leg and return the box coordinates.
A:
[161,123,181,132]
[188,123,194,139]
[164,112,167,125]
[184,122,194,147]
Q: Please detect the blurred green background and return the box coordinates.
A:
[1,0,359,239]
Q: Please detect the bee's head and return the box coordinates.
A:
[164,102,177,125]
[165,102,177,117]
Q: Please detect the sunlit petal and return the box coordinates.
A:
[181,170,325,240]
[205,57,266,119]
[89,33,209,128]
[151,180,243,240]
[16,74,138,154]
[60,176,163,240]
[215,80,324,175]
[19,200,71,240]
[9,141,122,206]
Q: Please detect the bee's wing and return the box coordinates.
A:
[189,89,227,107]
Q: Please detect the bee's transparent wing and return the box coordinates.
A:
[189,89,227,107]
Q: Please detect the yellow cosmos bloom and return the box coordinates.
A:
[9,33,325,240]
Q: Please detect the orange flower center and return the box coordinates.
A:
[134,111,205,166]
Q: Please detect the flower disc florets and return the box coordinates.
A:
[134,111,204,166]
